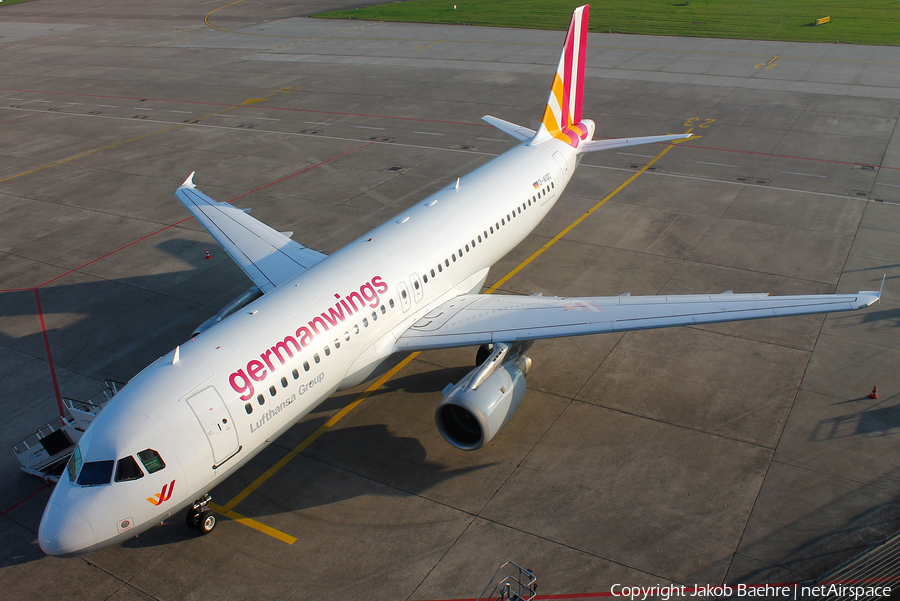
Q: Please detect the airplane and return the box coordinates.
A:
[38,4,882,556]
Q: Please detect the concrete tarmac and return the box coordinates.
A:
[1,1,900,599]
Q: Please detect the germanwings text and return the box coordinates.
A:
[229,276,388,400]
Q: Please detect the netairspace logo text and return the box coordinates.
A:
[611,583,892,600]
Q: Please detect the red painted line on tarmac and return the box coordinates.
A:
[676,142,900,171]
[33,289,65,417]
[32,143,372,289]
[0,87,488,128]
[228,141,374,202]
[0,113,34,126]
[36,217,195,289]
[0,486,47,517]
[243,104,490,128]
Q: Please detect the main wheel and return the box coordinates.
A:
[198,510,216,534]
[475,344,493,366]
[185,508,200,529]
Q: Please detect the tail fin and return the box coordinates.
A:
[531,4,590,147]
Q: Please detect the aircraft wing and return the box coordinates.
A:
[175,173,327,293]
[394,289,881,352]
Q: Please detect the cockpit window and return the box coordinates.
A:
[76,460,114,486]
[138,449,165,474]
[114,456,144,482]
[67,445,83,482]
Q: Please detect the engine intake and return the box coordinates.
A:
[435,354,530,451]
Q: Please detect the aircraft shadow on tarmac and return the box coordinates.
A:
[0,239,497,561]
[729,465,900,585]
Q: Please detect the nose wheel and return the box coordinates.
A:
[185,494,216,535]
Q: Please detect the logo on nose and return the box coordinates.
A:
[146,480,175,506]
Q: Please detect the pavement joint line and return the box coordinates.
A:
[208,502,297,544]
[33,289,66,417]
[0,89,267,187]
[219,352,421,513]
[218,129,691,541]
[484,133,687,295]
[1,486,46,517]
[1,88,490,127]
[0,142,375,292]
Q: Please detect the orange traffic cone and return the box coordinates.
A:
[869,386,878,400]
[204,249,211,260]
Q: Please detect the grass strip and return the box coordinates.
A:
[315,0,900,46]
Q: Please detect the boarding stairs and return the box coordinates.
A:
[12,380,124,483]
[477,562,537,601]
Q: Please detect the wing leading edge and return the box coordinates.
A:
[394,289,882,352]
[175,173,327,293]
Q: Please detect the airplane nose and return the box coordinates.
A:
[39,502,96,556]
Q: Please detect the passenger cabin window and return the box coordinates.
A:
[389,299,395,308]
[430,269,435,278]
[269,385,277,396]
[314,353,321,363]
[138,449,165,474]
[77,460,114,486]
[245,403,253,414]
[257,394,265,405]
[281,377,288,388]
[292,369,299,379]
[324,346,331,356]
[115,456,144,482]
[303,361,310,371]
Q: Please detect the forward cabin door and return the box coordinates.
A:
[186,387,241,469]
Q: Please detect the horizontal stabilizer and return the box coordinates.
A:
[482,115,535,142]
[578,133,692,154]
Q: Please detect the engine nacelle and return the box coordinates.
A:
[435,355,530,451]
[192,285,263,337]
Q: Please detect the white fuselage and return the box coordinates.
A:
[39,137,580,556]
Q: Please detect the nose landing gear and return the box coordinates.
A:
[185,493,216,535]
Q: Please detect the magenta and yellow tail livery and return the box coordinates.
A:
[535,4,591,148]
[482,4,690,153]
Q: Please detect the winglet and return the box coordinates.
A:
[878,274,886,301]
[181,171,196,189]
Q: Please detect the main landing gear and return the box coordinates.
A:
[185,493,216,535]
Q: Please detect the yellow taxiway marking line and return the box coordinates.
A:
[221,353,420,513]
[219,129,693,543]
[485,131,691,294]
[0,87,295,185]
[208,502,298,544]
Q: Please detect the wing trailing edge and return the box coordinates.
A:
[174,174,326,293]
[394,290,881,352]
